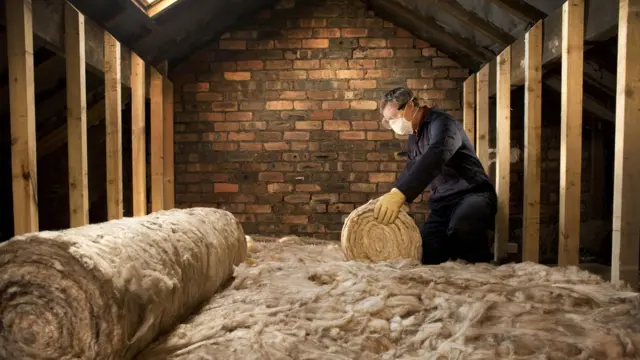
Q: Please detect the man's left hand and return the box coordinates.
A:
[373,188,407,225]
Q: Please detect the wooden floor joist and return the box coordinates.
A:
[462,75,475,148]
[6,0,39,235]
[150,67,164,212]
[558,0,584,267]
[163,78,175,209]
[105,32,123,221]
[522,21,543,263]
[494,46,511,262]
[131,52,147,217]
[475,65,489,172]
[65,2,89,228]
[611,0,640,289]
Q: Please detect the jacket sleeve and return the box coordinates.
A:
[394,114,463,203]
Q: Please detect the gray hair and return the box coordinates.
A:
[380,87,419,113]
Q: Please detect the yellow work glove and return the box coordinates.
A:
[373,188,406,225]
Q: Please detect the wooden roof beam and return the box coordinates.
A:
[487,0,619,97]
[486,0,547,23]
[370,0,495,71]
[428,0,516,46]
[0,0,133,87]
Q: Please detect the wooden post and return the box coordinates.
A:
[475,65,490,171]
[611,0,640,289]
[150,67,164,212]
[65,2,89,228]
[522,21,543,263]
[131,52,146,217]
[558,0,584,266]
[463,74,475,148]
[495,46,511,262]
[104,32,123,220]
[163,78,175,209]
[5,0,39,235]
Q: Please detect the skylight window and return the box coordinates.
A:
[134,0,180,17]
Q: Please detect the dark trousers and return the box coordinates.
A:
[421,190,497,265]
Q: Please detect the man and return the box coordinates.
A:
[373,87,497,265]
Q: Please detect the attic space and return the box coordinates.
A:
[0,0,635,284]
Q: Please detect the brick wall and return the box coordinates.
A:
[170,0,468,239]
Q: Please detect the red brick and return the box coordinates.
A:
[226,112,252,121]
[309,70,335,79]
[259,172,284,182]
[280,91,307,100]
[295,121,322,130]
[359,38,386,47]
[322,101,350,110]
[310,110,334,119]
[349,80,376,89]
[435,79,458,88]
[421,68,449,78]
[324,120,351,130]
[367,49,394,58]
[228,132,255,141]
[279,70,308,80]
[308,91,337,100]
[448,68,469,78]
[418,89,447,99]
[236,60,264,70]
[396,49,422,58]
[214,183,239,192]
[299,18,327,27]
[219,40,246,50]
[407,79,434,89]
[302,39,329,48]
[264,142,290,151]
[350,100,377,110]
[246,205,271,213]
[213,142,238,151]
[267,183,293,193]
[350,183,377,192]
[199,112,225,121]
[313,28,340,38]
[336,70,363,79]
[339,131,365,140]
[367,131,393,140]
[212,102,238,111]
[352,162,379,171]
[266,101,293,110]
[365,69,392,78]
[342,28,368,37]
[416,39,430,48]
[239,143,262,151]
[184,82,209,92]
[287,29,313,38]
[320,59,348,69]
[284,194,311,203]
[369,173,396,183]
[248,40,274,49]
[284,131,310,140]
[351,121,378,130]
[432,57,459,67]
[266,60,293,69]
[348,59,376,68]
[283,215,309,224]
[195,92,223,101]
[294,60,320,69]
[395,28,413,37]
[294,101,321,110]
[275,39,301,48]
[296,184,321,192]
[175,134,199,142]
[388,38,414,48]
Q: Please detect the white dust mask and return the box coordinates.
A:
[388,117,413,135]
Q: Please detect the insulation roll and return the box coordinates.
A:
[341,198,422,262]
[0,207,247,360]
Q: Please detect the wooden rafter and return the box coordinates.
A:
[429,0,516,46]
[486,0,547,23]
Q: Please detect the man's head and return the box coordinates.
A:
[379,87,420,132]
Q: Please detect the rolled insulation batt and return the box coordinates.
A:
[0,207,247,360]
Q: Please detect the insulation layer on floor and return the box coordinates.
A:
[136,235,640,360]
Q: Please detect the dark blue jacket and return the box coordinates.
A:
[395,107,495,207]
